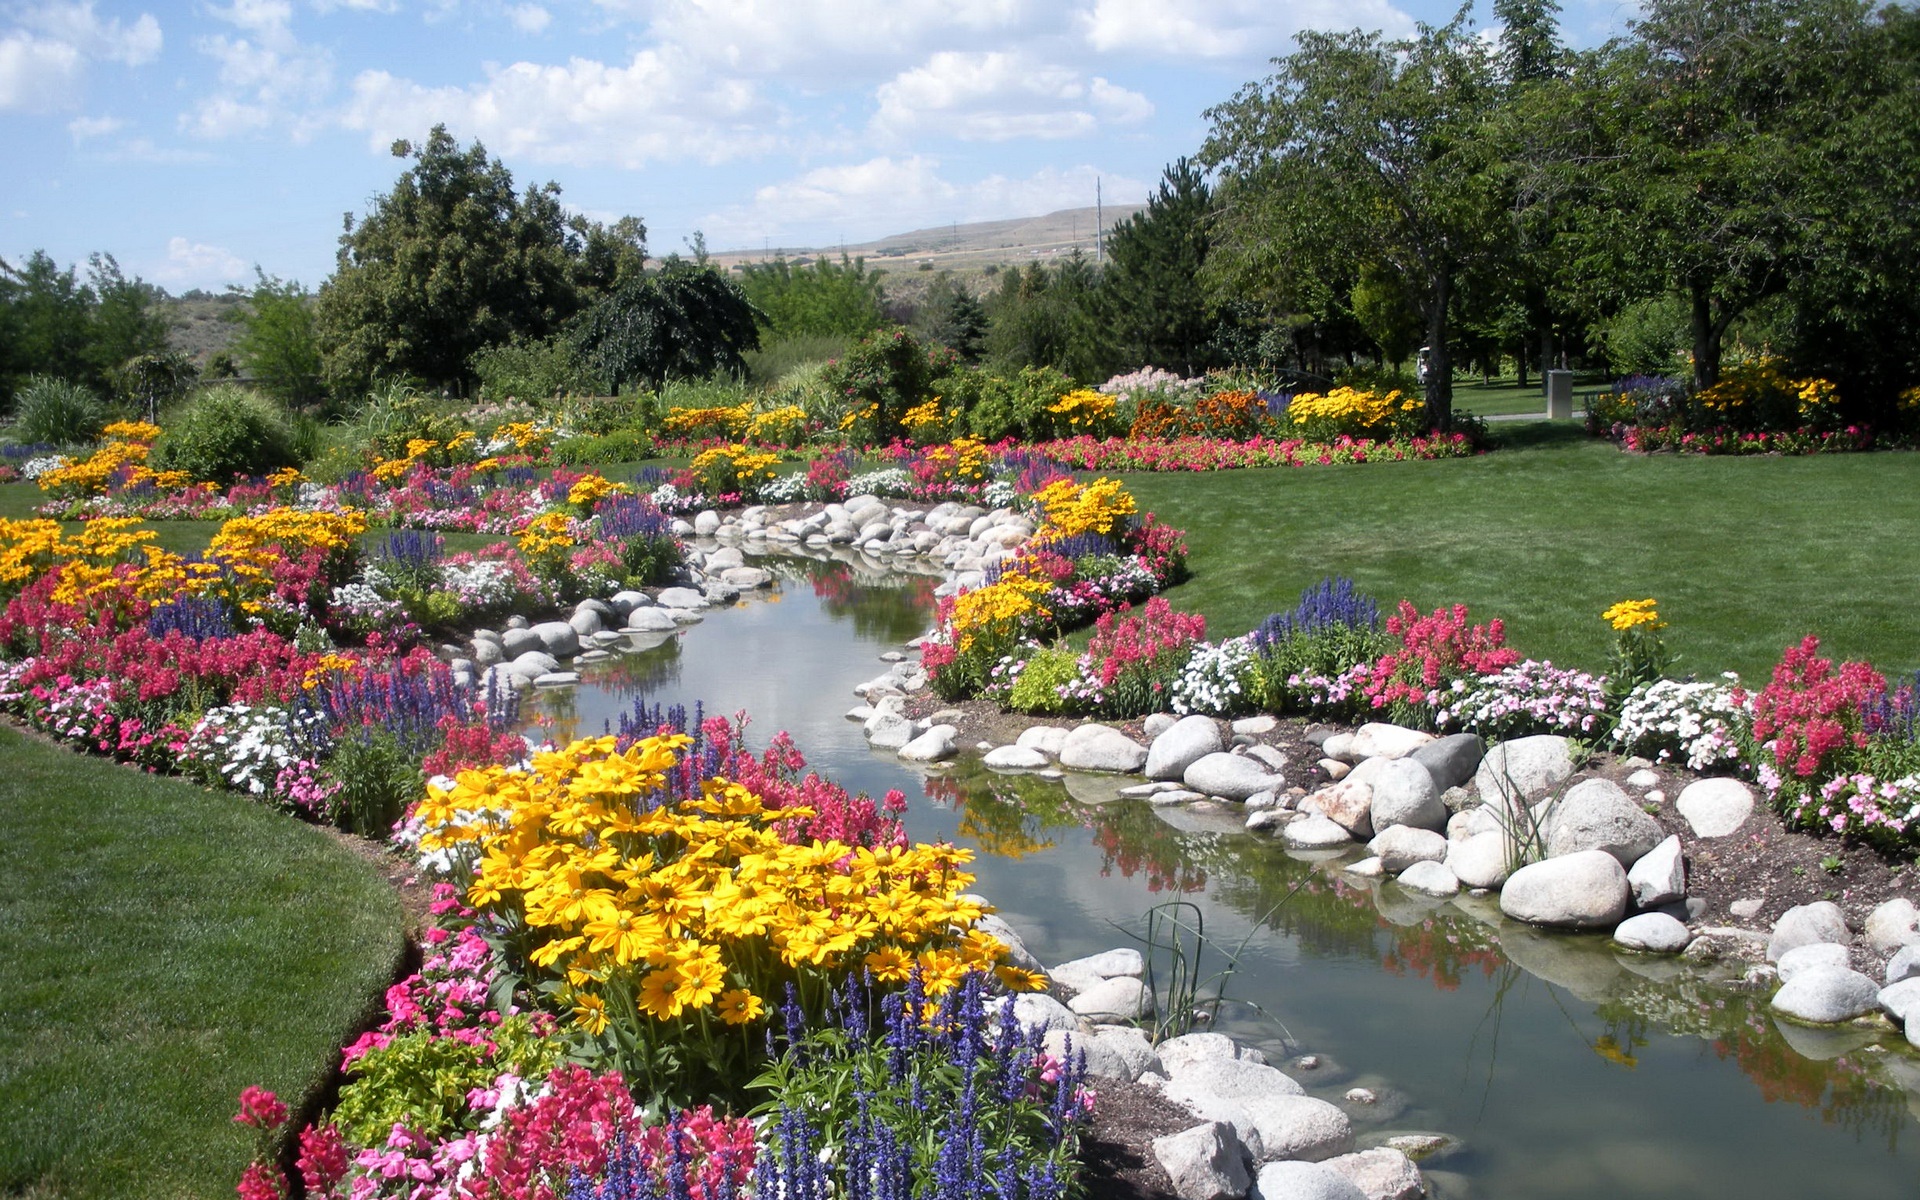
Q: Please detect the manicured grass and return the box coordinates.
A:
[1449,373,1609,418]
[0,726,407,1199]
[1124,426,1920,680]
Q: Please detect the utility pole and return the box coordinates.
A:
[1096,178,1104,264]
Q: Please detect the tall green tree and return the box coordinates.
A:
[736,254,884,340]
[316,126,645,394]
[916,272,988,361]
[1099,158,1217,376]
[1201,16,1509,428]
[84,254,171,385]
[1555,0,1879,388]
[230,272,324,408]
[984,254,1110,381]
[571,262,761,392]
[0,251,168,408]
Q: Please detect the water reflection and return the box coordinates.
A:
[543,553,1920,1200]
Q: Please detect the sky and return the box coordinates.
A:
[1,0,1637,294]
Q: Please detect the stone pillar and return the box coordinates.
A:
[1546,370,1574,420]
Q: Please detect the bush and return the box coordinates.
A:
[552,429,655,466]
[11,375,108,446]
[819,328,950,442]
[1007,645,1079,714]
[150,384,301,484]
[470,334,604,402]
[960,365,1075,442]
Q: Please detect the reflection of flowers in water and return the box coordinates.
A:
[810,562,941,642]
[1090,818,1207,894]
[921,774,1056,860]
[1379,917,1505,992]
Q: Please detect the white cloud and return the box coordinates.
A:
[874,50,1151,142]
[152,235,250,288]
[647,0,1042,79]
[19,2,161,65]
[0,31,80,110]
[341,49,778,167]
[507,4,550,33]
[1077,0,1413,59]
[701,154,1151,248]
[185,0,332,138]
[65,111,119,138]
[0,2,160,111]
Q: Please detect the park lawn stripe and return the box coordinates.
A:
[0,726,406,1200]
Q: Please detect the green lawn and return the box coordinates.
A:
[0,727,406,1199]
[1449,372,1611,418]
[1125,425,1920,681]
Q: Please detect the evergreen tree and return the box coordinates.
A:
[572,262,761,392]
[1099,158,1217,375]
[916,272,988,361]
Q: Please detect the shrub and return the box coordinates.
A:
[1007,644,1079,714]
[11,375,108,446]
[150,384,301,484]
[552,429,655,466]
[819,327,949,442]
[470,334,604,401]
[962,365,1076,442]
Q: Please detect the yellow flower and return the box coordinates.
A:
[995,964,1051,993]
[863,945,915,983]
[571,991,611,1035]
[715,988,764,1025]
[1601,598,1664,633]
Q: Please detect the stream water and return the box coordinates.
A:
[526,552,1920,1200]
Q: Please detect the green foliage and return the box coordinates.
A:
[915,272,988,361]
[1350,265,1424,368]
[1201,17,1509,429]
[555,392,651,436]
[737,254,884,340]
[551,429,655,466]
[150,384,300,484]
[984,255,1110,381]
[1598,295,1690,377]
[352,383,467,461]
[1100,158,1219,375]
[744,333,856,386]
[315,126,645,393]
[10,375,108,446]
[113,352,199,423]
[332,1016,561,1146]
[957,365,1076,442]
[820,327,945,441]
[1007,645,1079,714]
[470,334,603,402]
[323,731,421,837]
[0,251,169,409]
[230,272,324,408]
[573,262,761,392]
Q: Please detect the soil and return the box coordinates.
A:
[1076,1078,1195,1200]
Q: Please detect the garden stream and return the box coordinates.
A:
[524,553,1920,1200]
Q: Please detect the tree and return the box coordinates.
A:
[1099,158,1218,375]
[736,254,884,340]
[231,272,324,408]
[572,262,761,392]
[316,126,645,394]
[916,273,988,361]
[84,253,171,385]
[1495,0,1566,83]
[0,250,168,408]
[1201,17,1509,428]
[984,254,1110,381]
[1553,0,1879,388]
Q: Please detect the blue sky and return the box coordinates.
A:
[1,0,1636,294]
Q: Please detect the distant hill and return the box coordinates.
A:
[708,204,1146,278]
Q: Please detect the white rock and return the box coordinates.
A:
[1163,1057,1305,1109]
[1474,735,1577,808]
[1627,835,1686,907]
[1366,758,1445,833]
[1017,725,1071,757]
[1539,778,1663,867]
[1306,779,1375,838]
[1771,966,1881,1023]
[1344,857,1386,878]
[1253,1161,1368,1200]
[1143,712,1180,739]
[1675,777,1755,838]
[1149,716,1229,781]
[1185,752,1285,801]
[1068,976,1152,1021]
[991,993,1080,1035]
[983,745,1051,771]
[1241,1095,1354,1164]
[1055,948,1145,979]
[1887,944,1920,986]
[1234,715,1279,735]
[1319,1148,1425,1200]
[1154,1123,1251,1200]
[1777,942,1851,982]
[626,607,679,632]
[1446,830,1519,890]
[1368,826,1447,872]
[1879,977,1920,1023]
[1397,861,1460,897]
[655,586,707,609]
[1613,912,1691,953]
[1499,850,1630,929]
[1350,723,1434,760]
[1626,769,1660,788]
[898,725,958,763]
[1059,724,1149,773]
[1865,898,1920,952]
[1157,1032,1247,1077]
[1321,733,1358,763]
[864,712,914,751]
[1768,901,1850,962]
[1284,814,1354,850]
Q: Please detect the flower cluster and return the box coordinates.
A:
[1614,676,1748,770]
[1170,635,1261,716]
[1432,660,1609,739]
[1287,386,1425,441]
[1025,432,1475,472]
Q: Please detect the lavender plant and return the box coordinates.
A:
[1248,578,1392,713]
[750,972,1088,1200]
